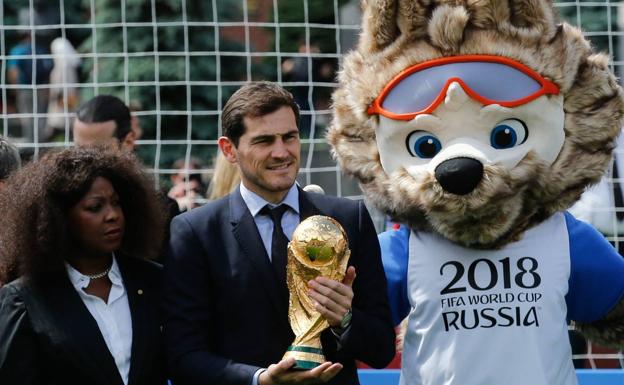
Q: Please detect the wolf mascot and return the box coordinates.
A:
[328,1,624,384]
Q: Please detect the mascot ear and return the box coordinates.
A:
[360,0,434,53]
[360,0,556,55]
[507,0,556,34]
[360,0,399,53]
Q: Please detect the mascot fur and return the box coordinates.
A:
[328,1,624,384]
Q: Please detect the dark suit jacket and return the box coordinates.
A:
[164,187,395,385]
[0,255,166,385]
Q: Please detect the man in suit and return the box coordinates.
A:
[164,81,395,385]
[72,95,140,150]
[71,94,179,260]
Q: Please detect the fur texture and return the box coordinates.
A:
[329,0,624,347]
[328,0,624,249]
[576,300,624,348]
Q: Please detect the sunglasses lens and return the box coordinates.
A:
[464,62,542,101]
[381,68,446,114]
[379,62,544,116]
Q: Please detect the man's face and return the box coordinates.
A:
[221,106,300,203]
[73,118,135,151]
[131,115,143,141]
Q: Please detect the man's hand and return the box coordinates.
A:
[308,266,356,328]
[258,358,342,385]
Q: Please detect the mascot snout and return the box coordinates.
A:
[434,157,483,195]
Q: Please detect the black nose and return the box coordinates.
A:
[434,157,484,195]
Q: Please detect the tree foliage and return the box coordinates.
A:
[78,0,246,174]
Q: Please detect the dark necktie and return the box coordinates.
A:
[260,204,290,294]
[613,160,624,221]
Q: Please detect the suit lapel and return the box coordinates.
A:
[41,277,124,385]
[298,187,322,221]
[230,189,290,321]
[117,255,148,385]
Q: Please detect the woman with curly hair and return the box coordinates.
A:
[0,146,167,385]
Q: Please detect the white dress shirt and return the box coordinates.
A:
[65,255,133,385]
[239,183,350,385]
[240,183,300,385]
[239,182,300,257]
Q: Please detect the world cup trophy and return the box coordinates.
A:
[282,215,350,369]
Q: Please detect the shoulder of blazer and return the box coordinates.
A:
[0,277,27,303]
[173,194,230,227]
[304,191,361,216]
[116,253,163,287]
[0,276,66,321]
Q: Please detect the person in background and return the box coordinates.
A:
[128,101,144,145]
[72,94,179,260]
[163,81,395,385]
[0,146,167,385]
[0,136,21,190]
[73,95,137,150]
[167,157,207,212]
[206,150,240,200]
[7,31,53,143]
[46,37,81,139]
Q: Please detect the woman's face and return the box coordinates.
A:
[68,176,125,257]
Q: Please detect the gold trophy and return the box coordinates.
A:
[282,215,350,369]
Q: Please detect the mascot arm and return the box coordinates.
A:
[565,212,624,347]
[379,226,411,326]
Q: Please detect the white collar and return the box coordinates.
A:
[65,253,122,290]
[239,182,300,218]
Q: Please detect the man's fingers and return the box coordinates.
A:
[273,358,296,373]
[305,361,340,383]
[319,363,343,382]
[342,266,356,287]
[271,361,342,384]
[309,278,353,301]
[306,361,333,376]
[276,361,333,384]
[312,299,344,326]
[308,289,348,315]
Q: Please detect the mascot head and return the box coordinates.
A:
[328,0,624,248]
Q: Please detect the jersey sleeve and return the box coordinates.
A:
[565,211,624,323]
[378,226,411,326]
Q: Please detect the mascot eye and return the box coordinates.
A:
[406,131,442,159]
[490,119,528,149]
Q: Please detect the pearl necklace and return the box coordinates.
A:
[85,266,111,280]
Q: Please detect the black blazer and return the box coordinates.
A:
[164,187,396,385]
[0,254,166,385]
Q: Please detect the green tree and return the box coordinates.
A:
[79,0,246,181]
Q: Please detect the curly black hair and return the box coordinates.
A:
[0,146,167,284]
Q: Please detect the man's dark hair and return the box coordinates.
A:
[221,81,300,146]
[0,136,21,181]
[76,95,132,141]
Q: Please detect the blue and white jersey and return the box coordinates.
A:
[379,212,624,385]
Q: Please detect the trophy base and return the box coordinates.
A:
[283,345,325,370]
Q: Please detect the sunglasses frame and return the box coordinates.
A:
[367,55,560,121]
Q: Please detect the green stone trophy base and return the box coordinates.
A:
[283,345,325,370]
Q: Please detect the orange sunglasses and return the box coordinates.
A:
[367,55,559,121]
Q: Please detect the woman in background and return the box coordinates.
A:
[0,146,167,385]
[207,150,240,200]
